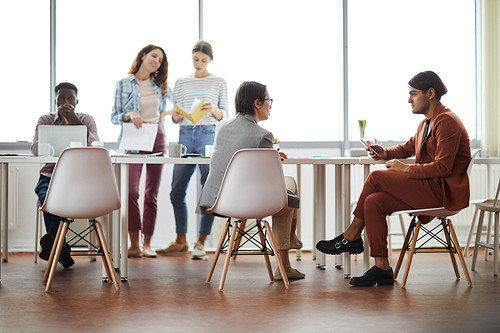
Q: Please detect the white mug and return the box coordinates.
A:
[168,144,187,158]
[69,141,83,147]
[38,143,55,157]
[205,144,214,157]
[92,141,104,147]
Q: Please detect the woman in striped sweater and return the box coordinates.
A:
[156,41,228,259]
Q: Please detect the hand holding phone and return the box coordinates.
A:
[360,138,380,156]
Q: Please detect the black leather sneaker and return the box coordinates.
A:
[315,233,364,255]
[349,266,394,287]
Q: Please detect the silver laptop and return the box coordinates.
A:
[38,125,87,156]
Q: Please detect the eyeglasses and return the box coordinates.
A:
[264,99,273,108]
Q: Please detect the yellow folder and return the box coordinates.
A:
[176,100,206,125]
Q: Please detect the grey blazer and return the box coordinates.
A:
[196,113,274,214]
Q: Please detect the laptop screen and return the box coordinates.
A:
[38,125,87,156]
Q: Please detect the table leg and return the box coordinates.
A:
[363,164,371,272]
[296,164,302,261]
[314,164,326,269]
[335,165,343,269]
[120,163,129,281]
[343,164,351,277]
[113,165,121,270]
[1,163,8,262]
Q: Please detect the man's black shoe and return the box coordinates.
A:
[59,243,75,269]
[315,233,364,255]
[39,233,74,269]
[349,266,394,287]
[39,233,55,261]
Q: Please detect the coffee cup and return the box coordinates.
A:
[92,141,104,147]
[69,141,83,147]
[168,144,187,158]
[38,143,55,157]
[205,145,214,157]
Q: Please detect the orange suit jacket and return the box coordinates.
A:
[386,103,471,211]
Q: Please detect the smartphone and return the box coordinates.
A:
[360,138,380,156]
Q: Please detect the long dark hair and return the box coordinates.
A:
[129,44,169,98]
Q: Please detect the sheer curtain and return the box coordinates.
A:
[482,0,500,157]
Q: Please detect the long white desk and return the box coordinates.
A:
[113,156,210,281]
[2,154,499,281]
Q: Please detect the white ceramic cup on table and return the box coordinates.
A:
[38,143,55,157]
[168,144,187,158]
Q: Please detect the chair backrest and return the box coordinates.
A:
[467,149,481,177]
[40,147,121,219]
[205,149,288,219]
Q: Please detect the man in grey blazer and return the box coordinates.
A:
[196,81,305,280]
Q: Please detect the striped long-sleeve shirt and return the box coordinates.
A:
[173,75,228,126]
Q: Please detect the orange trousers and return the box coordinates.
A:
[353,170,443,258]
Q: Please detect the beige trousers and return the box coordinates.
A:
[271,176,298,250]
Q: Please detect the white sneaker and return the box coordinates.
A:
[191,241,206,259]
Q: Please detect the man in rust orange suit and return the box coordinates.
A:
[316,71,471,287]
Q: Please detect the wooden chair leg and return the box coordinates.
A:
[219,220,239,291]
[493,213,499,276]
[464,207,479,257]
[94,221,120,291]
[264,221,290,289]
[206,219,230,283]
[471,210,486,271]
[401,221,421,287]
[45,222,69,292]
[232,219,246,261]
[42,221,64,284]
[448,220,472,286]
[442,219,460,279]
[485,213,493,261]
[394,217,415,279]
[256,220,273,281]
[93,222,112,281]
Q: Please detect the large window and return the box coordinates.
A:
[204,0,342,142]
[0,1,50,142]
[0,0,478,145]
[348,0,476,142]
[56,0,199,143]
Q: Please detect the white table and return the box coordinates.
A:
[3,154,498,281]
[113,156,210,281]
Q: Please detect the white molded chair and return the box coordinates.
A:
[205,149,290,291]
[389,148,480,287]
[40,147,121,291]
[471,178,500,275]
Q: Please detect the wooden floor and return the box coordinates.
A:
[0,249,499,333]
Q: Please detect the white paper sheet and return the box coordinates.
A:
[118,123,158,152]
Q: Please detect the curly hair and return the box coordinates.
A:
[128,44,169,98]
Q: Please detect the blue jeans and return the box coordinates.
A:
[34,175,61,235]
[170,125,215,236]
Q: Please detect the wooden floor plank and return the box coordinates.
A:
[0,250,499,332]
